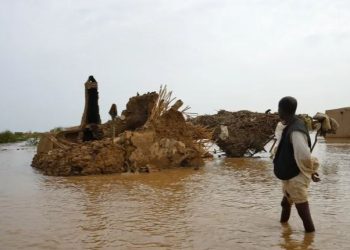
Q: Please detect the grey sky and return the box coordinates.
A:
[1,0,349,132]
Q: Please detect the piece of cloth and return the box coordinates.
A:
[313,112,331,132]
[275,122,286,145]
[329,118,339,134]
[271,122,286,157]
[313,112,339,135]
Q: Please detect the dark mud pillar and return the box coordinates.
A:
[81,75,103,141]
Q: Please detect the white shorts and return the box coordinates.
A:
[282,173,311,204]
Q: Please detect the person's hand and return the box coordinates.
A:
[311,172,321,182]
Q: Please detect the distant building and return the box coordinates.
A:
[326,107,350,138]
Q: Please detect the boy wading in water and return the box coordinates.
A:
[273,97,320,233]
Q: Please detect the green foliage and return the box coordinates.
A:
[0,130,19,143]
[0,130,40,144]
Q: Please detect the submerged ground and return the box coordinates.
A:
[0,138,349,249]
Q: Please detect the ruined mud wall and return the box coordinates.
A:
[191,110,280,157]
[32,139,125,176]
[102,92,158,137]
[116,109,208,173]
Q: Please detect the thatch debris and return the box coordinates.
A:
[190,110,280,157]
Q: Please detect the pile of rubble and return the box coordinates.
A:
[34,76,323,175]
[191,110,280,157]
[32,82,211,176]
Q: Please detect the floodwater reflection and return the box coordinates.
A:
[0,140,349,249]
[280,224,315,250]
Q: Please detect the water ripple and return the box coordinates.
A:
[1,141,350,249]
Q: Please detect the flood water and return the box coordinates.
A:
[0,138,349,250]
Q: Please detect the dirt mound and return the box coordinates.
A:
[32,139,125,176]
[191,110,280,157]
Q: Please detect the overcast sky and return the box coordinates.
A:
[1,0,349,132]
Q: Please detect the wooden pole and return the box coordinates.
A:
[109,104,118,144]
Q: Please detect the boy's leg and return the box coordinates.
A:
[280,196,292,223]
[295,201,315,233]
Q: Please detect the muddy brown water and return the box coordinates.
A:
[0,138,349,250]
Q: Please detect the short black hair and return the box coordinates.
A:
[278,96,297,115]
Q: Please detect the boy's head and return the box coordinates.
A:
[278,96,297,122]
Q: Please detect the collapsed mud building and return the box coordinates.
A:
[32,76,211,176]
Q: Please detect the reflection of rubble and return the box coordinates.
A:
[191,110,280,157]
[32,81,211,176]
